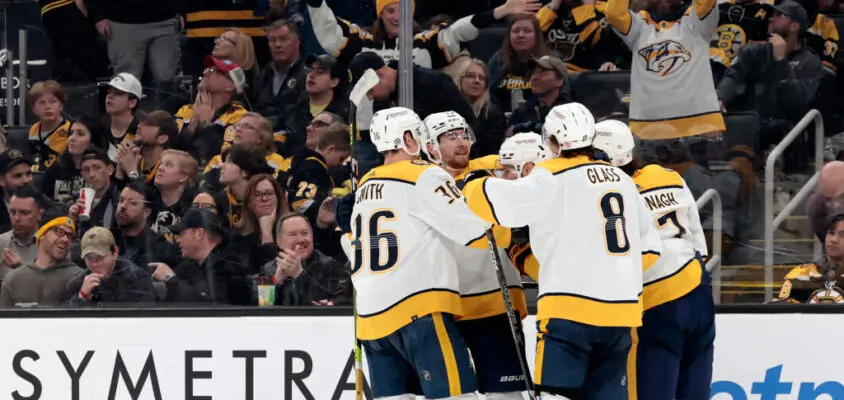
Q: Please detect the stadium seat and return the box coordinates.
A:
[723,111,760,151]
[61,83,102,120]
[31,171,45,191]
[570,70,631,120]
[5,126,31,156]
[464,27,506,63]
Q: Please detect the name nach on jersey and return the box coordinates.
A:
[585,166,622,185]
[644,191,679,211]
[357,183,385,204]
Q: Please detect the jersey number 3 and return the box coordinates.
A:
[600,192,631,255]
[351,210,400,274]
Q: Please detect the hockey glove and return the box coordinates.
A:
[334,193,355,234]
[510,121,543,134]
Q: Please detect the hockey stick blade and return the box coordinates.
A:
[349,68,380,108]
[485,229,537,399]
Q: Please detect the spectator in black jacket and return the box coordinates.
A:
[302,54,349,121]
[151,208,254,305]
[111,181,181,268]
[717,0,823,161]
[85,0,184,82]
[451,58,507,158]
[66,227,156,306]
[509,55,573,129]
[262,213,350,306]
[348,51,479,175]
[255,19,309,155]
[68,148,122,237]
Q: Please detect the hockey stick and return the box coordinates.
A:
[485,229,537,399]
[348,68,380,400]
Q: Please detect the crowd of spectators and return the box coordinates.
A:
[0,0,842,306]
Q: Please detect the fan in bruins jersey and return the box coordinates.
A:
[286,126,349,227]
[776,213,844,304]
[27,81,72,172]
[592,119,714,400]
[422,111,535,399]
[536,0,631,71]
[709,0,775,76]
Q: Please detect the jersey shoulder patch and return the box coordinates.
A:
[633,164,684,193]
[360,159,435,186]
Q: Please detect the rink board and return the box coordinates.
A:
[0,312,839,399]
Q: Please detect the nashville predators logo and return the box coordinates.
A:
[637,40,692,77]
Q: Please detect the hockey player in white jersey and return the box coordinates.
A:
[462,102,662,400]
[496,132,552,181]
[592,119,715,400]
[421,112,533,400]
[337,106,489,400]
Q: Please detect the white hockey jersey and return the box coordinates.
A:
[633,165,709,309]
[453,156,526,321]
[348,160,490,340]
[464,155,662,327]
[606,0,725,139]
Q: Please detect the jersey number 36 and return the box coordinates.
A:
[350,210,400,274]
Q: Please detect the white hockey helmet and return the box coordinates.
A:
[592,119,635,167]
[542,102,596,155]
[498,132,552,176]
[369,107,427,155]
[422,111,475,162]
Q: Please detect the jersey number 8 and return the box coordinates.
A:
[350,209,400,274]
[600,192,631,255]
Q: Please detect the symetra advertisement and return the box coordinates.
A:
[0,313,839,399]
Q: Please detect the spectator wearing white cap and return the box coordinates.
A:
[103,72,143,162]
[66,226,156,306]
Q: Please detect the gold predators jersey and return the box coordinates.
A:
[633,164,708,309]
[343,160,490,340]
[29,119,71,172]
[709,0,774,67]
[451,157,527,321]
[464,155,662,327]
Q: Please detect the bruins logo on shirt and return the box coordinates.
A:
[638,40,692,77]
[713,24,746,62]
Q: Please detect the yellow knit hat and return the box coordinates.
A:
[376,0,415,17]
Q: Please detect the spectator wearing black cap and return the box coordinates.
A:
[717,0,823,166]
[115,110,177,186]
[150,208,255,305]
[217,144,276,228]
[42,116,110,207]
[348,51,478,176]
[174,56,249,165]
[0,149,35,234]
[112,181,181,268]
[69,148,121,236]
[509,55,573,130]
[304,54,348,120]
[66,227,156,306]
[0,210,83,307]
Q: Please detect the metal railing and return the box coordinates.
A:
[3,28,30,126]
[696,188,723,304]
[764,109,824,302]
